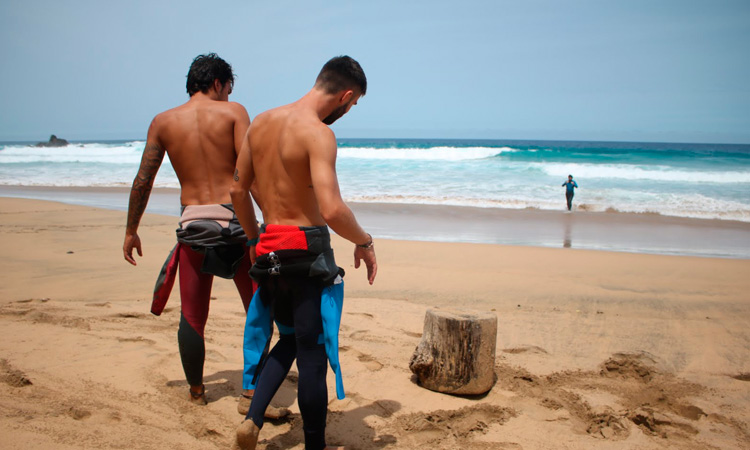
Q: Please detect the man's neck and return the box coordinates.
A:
[297,88,336,122]
[189,90,221,102]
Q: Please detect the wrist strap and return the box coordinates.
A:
[246,237,259,246]
[357,233,374,249]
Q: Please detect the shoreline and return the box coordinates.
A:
[1,185,749,259]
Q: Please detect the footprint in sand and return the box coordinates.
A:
[348,329,369,339]
[339,346,384,371]
[394,404,516,446]
[25,310,91,330]
[86,302,111,308]
[357,353,384,371]
[0,359,33,387]
[347,312,374,319]
[117,336,157,346]
[67,407,92,421]
[502,345,548,355]
[401,329,421,338]
[115,312,147,319]
[16,298,50,304]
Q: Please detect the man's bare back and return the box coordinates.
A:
[124,59,250,265]
[245,102,336,227]
[154,92,249,206]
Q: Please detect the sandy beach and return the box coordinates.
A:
[1,196,749,449]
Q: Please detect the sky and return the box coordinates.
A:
[1,0,749,144]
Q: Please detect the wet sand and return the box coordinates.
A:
[1,197,749,449]
[2,185,749,258]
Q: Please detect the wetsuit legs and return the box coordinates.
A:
[177,245,213,387]
[246,332,296,420]
[292,281,328,450]
[178,245,254,388]
[247,278,328,450]
[566,192,574,211]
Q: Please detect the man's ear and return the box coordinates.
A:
[339,90,354,105]
[212,79,223,93]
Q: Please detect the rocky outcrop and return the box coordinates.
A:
[35,135,69,147]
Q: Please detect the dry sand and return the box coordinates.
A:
[1,197,749,449]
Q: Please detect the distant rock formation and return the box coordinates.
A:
[35,135,69,147]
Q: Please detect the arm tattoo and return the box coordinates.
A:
[234,168,239,181]
[126,142,165,233]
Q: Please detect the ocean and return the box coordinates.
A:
[2,138,749,223]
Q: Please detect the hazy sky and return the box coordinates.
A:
[1,0,749,143]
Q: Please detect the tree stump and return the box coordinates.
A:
[409,308,497,395]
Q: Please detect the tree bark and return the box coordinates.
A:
[409,308,497,395]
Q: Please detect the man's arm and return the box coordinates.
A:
[231,104,264,212]
[230,129,260,263]
[123,121,165,265]
[308,128,377,284]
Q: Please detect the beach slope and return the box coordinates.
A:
[1,197,748,449]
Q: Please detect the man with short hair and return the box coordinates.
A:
[230,55,377,450]
[123,53,255,406]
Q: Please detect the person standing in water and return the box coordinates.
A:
[562,174,578,211]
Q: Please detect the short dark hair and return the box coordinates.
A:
[315,56,367,96]
[186,53,235,96]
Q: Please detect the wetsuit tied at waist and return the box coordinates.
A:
[243,224,347,400]
[152,203,248,316]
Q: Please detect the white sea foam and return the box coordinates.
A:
[0,142,145,164]
[338,146,512,161]
[538,162,750,183]
[344,192,750,222]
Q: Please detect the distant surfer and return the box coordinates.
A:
[562,174,578,211]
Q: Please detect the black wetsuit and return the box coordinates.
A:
[245,224,341,450]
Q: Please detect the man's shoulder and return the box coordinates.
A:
[225,101,249,114]
[153,102,189,122]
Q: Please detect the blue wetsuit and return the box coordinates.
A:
[562,180,578,210]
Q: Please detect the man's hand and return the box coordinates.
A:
[354,246,377,285]
[123,233,143,266]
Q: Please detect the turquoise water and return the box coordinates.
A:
[336,139,750,222]
[1,138,749,222]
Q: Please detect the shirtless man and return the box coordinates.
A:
[230,56,376,450]
[123,53,255,405]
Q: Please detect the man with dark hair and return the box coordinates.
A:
[123,53,254,406]
[230,55,376,450]
[186,53,236,96]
